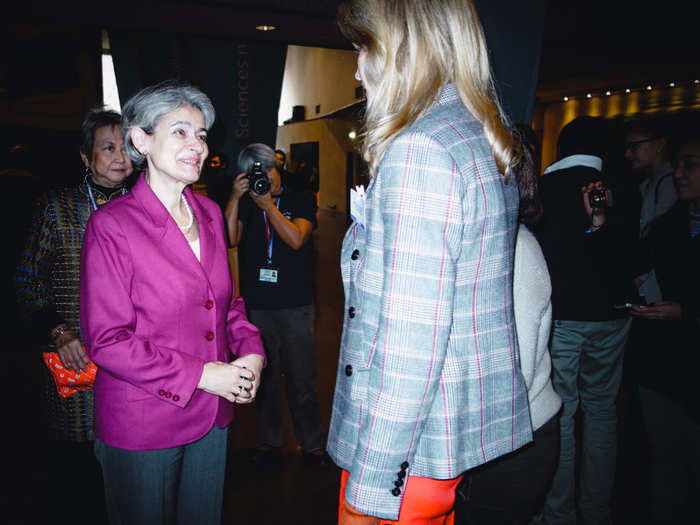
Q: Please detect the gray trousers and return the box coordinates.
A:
[542,318,632,525]
[248,304,325,452]
[94,425,228,525]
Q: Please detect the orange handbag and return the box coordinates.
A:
[42,351,97,398]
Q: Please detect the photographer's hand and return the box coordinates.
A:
[581,181,606,229]
[249,189,275,213]
[230,172,250,201]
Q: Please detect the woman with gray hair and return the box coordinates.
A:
[80,80,265,524]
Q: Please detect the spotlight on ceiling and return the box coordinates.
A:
[256,25,276,31]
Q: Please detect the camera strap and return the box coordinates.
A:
[262,198,281,265]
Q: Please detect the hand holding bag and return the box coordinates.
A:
[42,350,97,398]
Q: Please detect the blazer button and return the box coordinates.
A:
[394,479,403,487]
[391,487,401,497]
[205,299,214,310]
[158,389,165,396]
[173,394,180,402]
[348,306,356,318]
[401,461,409,470]
[165,391,172,398]
[345,364,353,376]
[205,331,215,341]
[351,249,360,260]
[397,470,406,479]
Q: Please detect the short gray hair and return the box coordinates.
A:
[238,143,278,174]
[121,80,216,169]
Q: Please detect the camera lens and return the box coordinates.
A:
[253,177,270,195]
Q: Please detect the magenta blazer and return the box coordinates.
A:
[80,174,264,450]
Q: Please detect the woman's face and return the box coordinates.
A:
[82,125,132,188]
[141,105,209,187]
[674,140,700,206]
[354,45,372,100]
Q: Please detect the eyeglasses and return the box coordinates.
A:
[624,137,656,152]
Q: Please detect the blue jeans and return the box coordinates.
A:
[542,318,631,525]
[94,425,228,525]
[248,304,325,451]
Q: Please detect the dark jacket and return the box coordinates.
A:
[535,162,638,321]
[629,201,700,420]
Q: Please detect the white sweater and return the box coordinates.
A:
[514,225,562,430]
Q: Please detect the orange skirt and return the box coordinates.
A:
[338,469,463,524]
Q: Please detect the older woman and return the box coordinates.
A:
[80,81,265,525]
[328,1,532,523]
[15,108,132,521]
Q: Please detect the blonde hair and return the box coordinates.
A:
[338,0,519,179]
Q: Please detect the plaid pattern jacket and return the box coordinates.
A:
[326,85,532,520]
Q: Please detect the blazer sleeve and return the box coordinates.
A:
[345,131,464,519]
[80,210,204,408]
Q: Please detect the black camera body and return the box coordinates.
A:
[247,161,270,195]
[589,188,608,208]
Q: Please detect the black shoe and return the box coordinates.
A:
[249,445,283,469]
[301,449,332,469]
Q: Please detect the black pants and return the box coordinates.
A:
[455,413,560,525]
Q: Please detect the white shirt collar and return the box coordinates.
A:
[543,154,602,175]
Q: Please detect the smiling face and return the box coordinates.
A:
[139,105,209,188]
[81,125,132,187]
[674,139,700,207]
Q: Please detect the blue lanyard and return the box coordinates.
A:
[262,198,281,264]
[87,180,125,211]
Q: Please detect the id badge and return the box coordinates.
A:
[258,266,279,283]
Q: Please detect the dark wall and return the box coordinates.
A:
[475,0,547,125]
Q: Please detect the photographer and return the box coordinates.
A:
[224,143,327,468]
[534,117,637,525]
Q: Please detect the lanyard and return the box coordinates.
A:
[262,198,281,264]
[87,180,125,211]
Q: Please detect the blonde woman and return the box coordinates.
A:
[327,1,533,523]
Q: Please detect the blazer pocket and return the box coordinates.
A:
[126,382,152,402]
[350,366,369,402]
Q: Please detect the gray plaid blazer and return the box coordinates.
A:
[326,84,532,520]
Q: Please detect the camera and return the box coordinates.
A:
[247,161,270,195]
[589,188,608,208]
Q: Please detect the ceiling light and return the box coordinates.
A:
[563,96,569,101]
[605,91,611,96]
[669,82,675,87]
[586,93,592,98]
[646,85,652,90]
[625,88,631,93]
[256,25,276,31]
[348,131,357,140]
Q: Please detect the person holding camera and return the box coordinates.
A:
[225,143,327,468]
[534,116,637,525]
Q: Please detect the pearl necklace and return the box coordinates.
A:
[179,194,194,231]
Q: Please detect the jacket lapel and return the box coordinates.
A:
[185,186,216,277]
[131,174,215,282]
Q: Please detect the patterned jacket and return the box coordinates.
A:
[15,178,125,442]
[326,84,532,520]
